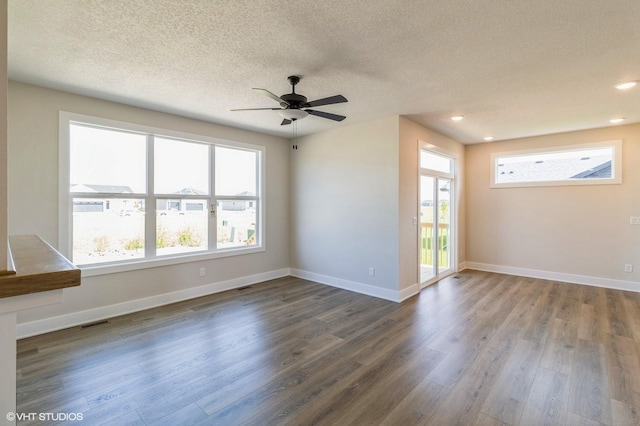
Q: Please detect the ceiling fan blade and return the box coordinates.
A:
[306,109,346,122]
[281,119,292,126]
[253,88,289,106]
[305,95,347,108]
[230,107,282,111]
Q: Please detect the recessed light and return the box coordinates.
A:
[615,81,637,90]
[484,136,494,141]
[450,115,464,121]
[609,117,625,124]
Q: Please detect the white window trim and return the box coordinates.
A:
[59,111,265,277]
[490,140,622,189]
[419,142,456,179]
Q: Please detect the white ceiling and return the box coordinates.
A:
[8,0,640,143]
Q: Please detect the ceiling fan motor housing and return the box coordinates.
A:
[280,93,307,109]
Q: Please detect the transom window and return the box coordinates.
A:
[420,150,453,175]
[491,140,622,188]
[60,112,264,270]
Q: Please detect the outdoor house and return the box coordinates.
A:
[70,184,135,214]
[219,191,255,211]
[157,188,208,214]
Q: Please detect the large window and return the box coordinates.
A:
[491,140,622,188]
[60,112,264,270]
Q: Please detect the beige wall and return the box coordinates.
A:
[290,116,401,293]
[399,117,466,290]
[8,81,290,326]
[0,0,7,271]
[466,124,640,283]
[290,115,466,298]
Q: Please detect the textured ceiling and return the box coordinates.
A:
[8,0,640,143]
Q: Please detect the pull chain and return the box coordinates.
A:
[292,119,298,150]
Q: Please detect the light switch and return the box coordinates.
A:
[631,217,640,225]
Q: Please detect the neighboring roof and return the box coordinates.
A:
[69,186,250,196]
[497,155,611,183]
[571,161,612,179]
[173,187,207,195]
[70,184,134,193]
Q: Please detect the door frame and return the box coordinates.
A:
[418,142,458,288]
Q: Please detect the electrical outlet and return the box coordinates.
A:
[369,267,375,276]
[199,267,206,277]
[625,264,633,273]
[631,217,640,225]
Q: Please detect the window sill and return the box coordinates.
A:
[490,178,621,189]
[79,246,265,277]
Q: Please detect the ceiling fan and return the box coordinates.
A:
[231,76,348,125]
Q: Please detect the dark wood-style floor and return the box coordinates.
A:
[16,270,640,425]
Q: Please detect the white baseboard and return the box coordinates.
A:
[398,283,421,302]
[27,261,629,339]
[290,268,416,303]
[16,268,290,339]
[466,262,640,292]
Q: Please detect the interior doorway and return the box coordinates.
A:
[419,148,455,288]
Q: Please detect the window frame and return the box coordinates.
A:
[490,140,622,188]
[419,146,455,179]
[59,111,265,277]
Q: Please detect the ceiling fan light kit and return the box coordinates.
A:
[232,75,348,125]
[278,109,308,121]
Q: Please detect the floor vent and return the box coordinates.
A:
[80,320,110,329]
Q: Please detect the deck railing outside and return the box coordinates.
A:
[420,222,449,268]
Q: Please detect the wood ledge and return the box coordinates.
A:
[0,235,81,299]
[0,242,17,276]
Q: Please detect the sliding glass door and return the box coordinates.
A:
[419,149,455,287]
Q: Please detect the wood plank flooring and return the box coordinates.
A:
[15,270,640,425]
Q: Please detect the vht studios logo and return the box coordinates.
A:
[6,412,84,422]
